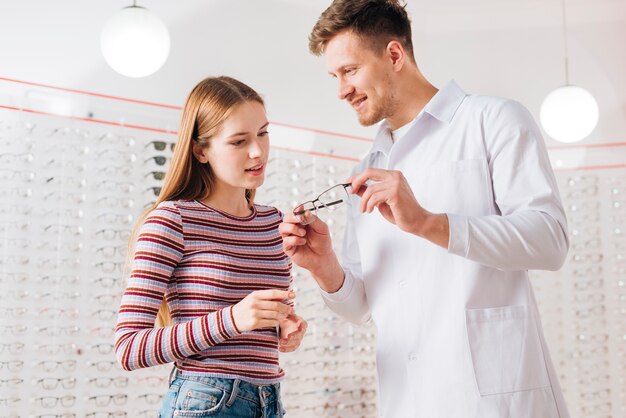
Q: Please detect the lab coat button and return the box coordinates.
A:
[408,352,417,362]
[398,280,406,286]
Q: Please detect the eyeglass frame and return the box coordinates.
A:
[293,183,352,216]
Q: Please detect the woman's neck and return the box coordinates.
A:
[201,185,251,217]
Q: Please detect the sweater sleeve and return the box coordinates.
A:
[114,203,241,371]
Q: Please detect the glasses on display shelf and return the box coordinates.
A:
[144,186,163,197]
[85,412,127,418]
[575,305,606,319]
[580,402,612,415]
[96,245,128,258]
[97,149,137,163]
[301,374,376,387]
[38,240,84,252]
[44,159,86,172]
[88,377,129,389]
[98,132,136,147]
[35,343,79,356]
[33,414,76,418]
[96,213,134,226]
[0,325,27,337]
[570,225,601,238]
[87,393,128,407]
[39,257,80,269]
[95,276,125,288]
[0,152,34,164]
[137,393,163,405]
[0,360,24,372]
[569,211,601,224]
[93,294,120,306]
[37,325,80,337]
[34,290,81,300]
[0,169,36,182]
[0,306,28,317]
[134,375,167,387]
[342,388,377,401]
[0,273,28,284]
[146,140,176,152]
[37,275,80,285]
[0,223,30,235]
[567,174,598,187]
[573,293,605,304]
[0,204,32,215]
[145,170,166,181]
[0,343,24,355]
[304,344,342,356]
[90,309,117,321]
[32,395,76,408]
[36,308,80,320]
[87,360,118,372]
[94,261,125,274]
[0,396,21,407]
[0,378,23,387]
[571,238,602,251]
[0,290,29,300]
[98,164,133,177]
[43,190,87,203]
[35,377,77,390]
[144,155,169,166]
[0,186,32,198]
[97,179,134,193]
[573,278,604,291]
[96,228,131,241]
[97,196,135,209]
[572,265,603,277]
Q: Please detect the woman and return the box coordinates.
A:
[115,76,306,418]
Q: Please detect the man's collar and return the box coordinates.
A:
[368,80,466,156]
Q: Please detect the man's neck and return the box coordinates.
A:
[387,72,438,130]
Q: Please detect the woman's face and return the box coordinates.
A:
[194,100,270,192]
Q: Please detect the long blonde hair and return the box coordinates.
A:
[130,76,264,327]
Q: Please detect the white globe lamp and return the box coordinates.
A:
[540,0,599,143]
[101,4,170,78]
[540,85,599,143]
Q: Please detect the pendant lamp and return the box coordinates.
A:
[100,1,170,78]
[539,0,598,143]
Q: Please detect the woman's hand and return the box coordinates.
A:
[231,289,295,332]
[278,314,307,353]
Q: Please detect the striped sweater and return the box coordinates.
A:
[115,200,292,384]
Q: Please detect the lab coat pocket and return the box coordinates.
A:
[465,305,550,396]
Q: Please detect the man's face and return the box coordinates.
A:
[324,31,396,126]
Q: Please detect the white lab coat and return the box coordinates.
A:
[321,81,570,418]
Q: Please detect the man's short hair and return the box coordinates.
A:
[309,0,414,61]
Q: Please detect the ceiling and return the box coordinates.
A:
[1,0,624,145]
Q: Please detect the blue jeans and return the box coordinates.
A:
[159,371,286,418]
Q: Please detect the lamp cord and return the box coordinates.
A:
[561,0,570,85]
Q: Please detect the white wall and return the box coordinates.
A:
[0,0,624,145]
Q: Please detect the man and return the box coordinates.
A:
[279,1,570,417]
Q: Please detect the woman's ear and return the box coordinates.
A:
[192,142,209,164]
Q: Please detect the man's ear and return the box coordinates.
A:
[192,142,208,163]
[386,40,405,71]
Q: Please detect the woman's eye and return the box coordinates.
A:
[258,131,269,137]
[231,139,245,146]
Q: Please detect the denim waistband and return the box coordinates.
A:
[173,369,281,404]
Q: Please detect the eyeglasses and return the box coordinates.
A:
[146,140,176,152]
[294,183,351,225]
[145,170,166,181]
[36,377,77,390]
[144,155,168,166]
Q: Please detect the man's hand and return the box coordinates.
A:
[349,168,449,248]
[278,314,308,353]
[279,212,344,292]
